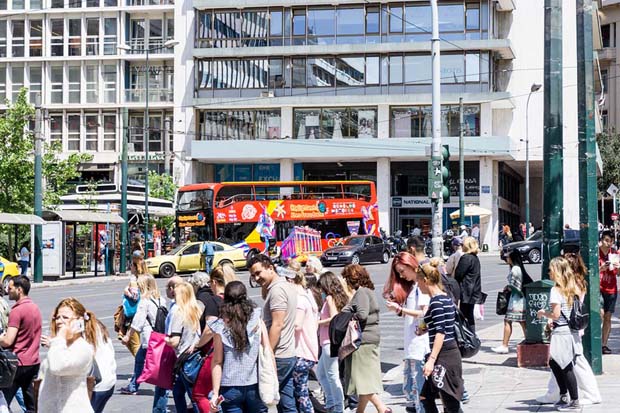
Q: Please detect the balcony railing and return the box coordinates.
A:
[127,39,174,54]
[125,88,173,103]
[126,0,173,5]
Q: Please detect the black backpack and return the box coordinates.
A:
[148,298,169,334]
[0,350,18,389]
[453,309,481,359]
[567,295,589,331]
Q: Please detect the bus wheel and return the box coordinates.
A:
[159,263,176,278]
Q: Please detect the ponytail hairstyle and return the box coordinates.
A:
[220,281,256,352]
[50,297,108,350]
[384,252,418,305]
[420,263,443,289]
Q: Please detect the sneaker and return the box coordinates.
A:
[602,346,612,354]
[120,386,137,395]
[405,407,417,413]
[553,394,569,408]
[491,345,509,354]
[461,390,470,404]
[557,399,580,411]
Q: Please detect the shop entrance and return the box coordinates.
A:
[391,208,432,236]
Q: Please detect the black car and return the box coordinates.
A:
[501,230,580,264]
[321,235,390,266]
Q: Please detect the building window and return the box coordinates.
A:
[404,55,431,84]
[390,104,480,137]
[601,24,612,48]
[50,19,64,56]
[0,0,6,9]
[29,20,42,57]
[11,65,23,102]
[148,115,162,151]
[0,65,5,100]
[51,0,63,7]
[103,64,116,103]
[307,8,335,45]
[67,114,80,151]
[11,0,23,9]
[85,114,98,151]
[85,65,98,103]
[68,65,81,103]
[129,116,144,152]
[130,19,145,50]
[292,9,306,43]
[103,113,116,151]
[0,21,6,57]
[104,0,116,5]
[198,109,281,140]
[103,18,116,55]
[50,114,62,147]
[29,65,41,103]
[294,107,377,139]
[50,65,63,103]
[87,0,99,7]
[442,54,464,83]
[69,0,81,8]
[68,19,81,56]
[149,19,163,49]
[30,0,41,9]
[86,18,99,55]
[11,20,24,57]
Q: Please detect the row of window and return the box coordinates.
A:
[0,0,171,10]
[196,105,481,141]
[0,17,117,58]
[196,52,489,90]
[196,1,489,48]
[47,111,173,153]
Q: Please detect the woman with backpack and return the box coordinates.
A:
[120,275,168,410]
[417,263,463,413]
[492,249,532,354]
[166,282,202,413]
[536,257,582,411]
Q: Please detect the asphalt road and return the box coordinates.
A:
[21,254,541,412]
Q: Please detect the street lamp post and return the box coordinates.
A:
[525,83,542,238]
[118,39,178,256]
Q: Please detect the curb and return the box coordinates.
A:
[31,274,131,289]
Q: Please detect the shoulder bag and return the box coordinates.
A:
[258,319,280,407]
[495,287,511,316]
[0,349,18,389]
[453,309,481,359]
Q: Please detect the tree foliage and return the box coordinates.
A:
[148,171,177,232]
[0,89,92,214]
[597,130,620,193]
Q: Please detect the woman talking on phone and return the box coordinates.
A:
[38,298,97,413]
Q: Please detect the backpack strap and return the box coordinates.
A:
[146,297,160,329]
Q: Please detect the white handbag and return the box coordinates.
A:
[258,320,280,406]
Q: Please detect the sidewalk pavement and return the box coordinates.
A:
[30,272,130,289]
[380,320,620,412]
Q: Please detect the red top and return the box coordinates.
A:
[7,297,42,366]
[599,248,618,295]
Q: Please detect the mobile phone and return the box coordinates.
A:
[71,319,85,334]
[215,395,225,406]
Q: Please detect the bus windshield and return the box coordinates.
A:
[177,189,213,212]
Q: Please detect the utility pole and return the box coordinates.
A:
[144,48,150,255]
[33,94,43,283]
[120,108,128,274]
[430,0,443,257]
[459,97,465,228]
[542,0,564,279]
[576,0,602,375]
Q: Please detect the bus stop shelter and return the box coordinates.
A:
[42,210,124,278]
[0,213,46,278]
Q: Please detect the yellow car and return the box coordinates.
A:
[145,241,247,278]
[1,256,20,293]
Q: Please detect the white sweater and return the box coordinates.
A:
[93,329,117,392]
[38,337,94,413]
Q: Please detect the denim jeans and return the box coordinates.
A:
[15,388,25,412]
[152,386,169,413]
[172,374,198,413]
[316,344,344,413]
[403,359,425,413]
[128,347,147,392]
[220,384,268,413]
[275,357,297,413]
[91,386,115,413]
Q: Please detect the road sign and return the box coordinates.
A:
[607,184,618,197]
[612,213,619,221]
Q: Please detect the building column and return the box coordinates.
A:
[281,106,293,139]
[280,158,294,181]
[479,157,498,250]
[377,104,390,139]
[376,158,391,233]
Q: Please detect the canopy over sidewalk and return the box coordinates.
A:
[449,205,492,220]
[42,210,124,224]
[0,213,46,225]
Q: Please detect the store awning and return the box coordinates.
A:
[42,210,125,224]
[0,213,46,225]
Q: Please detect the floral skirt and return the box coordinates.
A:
[505,291,525,322]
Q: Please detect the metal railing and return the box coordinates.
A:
[125,89,173,103]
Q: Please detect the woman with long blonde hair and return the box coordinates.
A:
[166,282,202,413]
[537,257,583,410]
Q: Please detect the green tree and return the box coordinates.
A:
[597,130,620,193]
[0,89,92,213]
[148,171,177,233]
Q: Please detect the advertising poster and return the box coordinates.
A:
[358,110,376,139]
[42,222,62,276]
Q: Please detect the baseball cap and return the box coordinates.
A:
[452,237,463,246]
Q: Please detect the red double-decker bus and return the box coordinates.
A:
[175,180,379,258]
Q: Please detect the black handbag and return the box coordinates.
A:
[453,309,481,359]
[0,349,19,389]
[495,287,511,316]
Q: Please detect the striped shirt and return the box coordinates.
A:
[424,294,456,347]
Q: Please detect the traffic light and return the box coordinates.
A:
[441,145,451,203]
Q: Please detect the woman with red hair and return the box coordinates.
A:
[385,252,430,413]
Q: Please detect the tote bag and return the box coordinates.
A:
[258,320,279,407]
[137,331,177,390]
[337,318,362,361]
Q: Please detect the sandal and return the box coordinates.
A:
[602,346,612,354]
